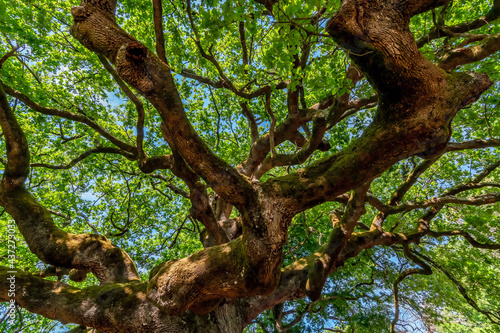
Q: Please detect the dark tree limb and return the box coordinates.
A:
[147,237,278,315]
[376,191,500,215]
[240,65,363,179]
[179,68,223,88]
[0,47,21,69]
[447,138,500,151]
[0,265,250,332]
[371,158,499,227]
[138,154,175,173]
[243,184,500,326]
[371,157,439,231]
[150,174,189,198]
[0,184,140,284]
[391,158,440,205]
[238,111,309,177]
[1,82,137,154]
[416,0,500,47]
[427,230,500,250]
[155,125,229,247]
[31,146,135,170]
[71,0,253,206]
[239,21,249,71]
[305,184,369,301]
[152,0,168,66]
[243,228,429,326]
[186,0,237,93]
[0,267,187,332]
[254,0,277,13]
[178,68,288,99]
[97,54,146,161]
[418,159,500,233]
[253,112,328,180]
[247,67,367,180]
[439,33,500,70]
[240,102,259,144]
[47,209,72,225]
[399,0,452,17]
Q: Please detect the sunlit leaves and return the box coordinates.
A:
[1,0,500,332]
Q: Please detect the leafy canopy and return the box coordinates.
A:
[1,0,500,332]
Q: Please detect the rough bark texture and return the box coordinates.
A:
[1,0,499,331]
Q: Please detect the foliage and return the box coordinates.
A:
[0,0,499,332]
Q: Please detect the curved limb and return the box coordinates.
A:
[0,82,139,284]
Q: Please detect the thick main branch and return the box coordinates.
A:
[70,0,253,207]
[262,0,492,213]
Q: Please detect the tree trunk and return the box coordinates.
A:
[2,0,499,331]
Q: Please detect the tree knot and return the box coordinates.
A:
[126,42,148,62]
[71,6,91,23]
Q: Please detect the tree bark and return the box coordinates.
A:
[0,0,497,331]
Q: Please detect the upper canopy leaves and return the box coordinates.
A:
[0,0,499,332]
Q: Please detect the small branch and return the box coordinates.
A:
[77,210,100,235]
[167,215,190,249]
[179,69,224,88]
[391,157,440,205]
[2,83,136,154]
[427,229,500,249]
[381,191,500,215]
[239,21,249,72]
[150,174,189,198]
[240,102,259,144]
[31,146,135,170]
[184,0,289,100]
[208,87,221,151]
[390,245,432,333]
[179,68,289,100]
[418,159,500,232]
[447,138,500,151]
[147,145,228,246]
[371,157,440,231]
[416,0,500,47]
[186,0,236,92]
[47,209,72,226]
[15,54,42,84]
[97,55,145,160]
[253,112,328,179]
[309,72,369,113]
[265,91,277,159]
[0,46,21,69]
[469,160,500,183]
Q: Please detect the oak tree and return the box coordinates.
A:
[1,0,500,332]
